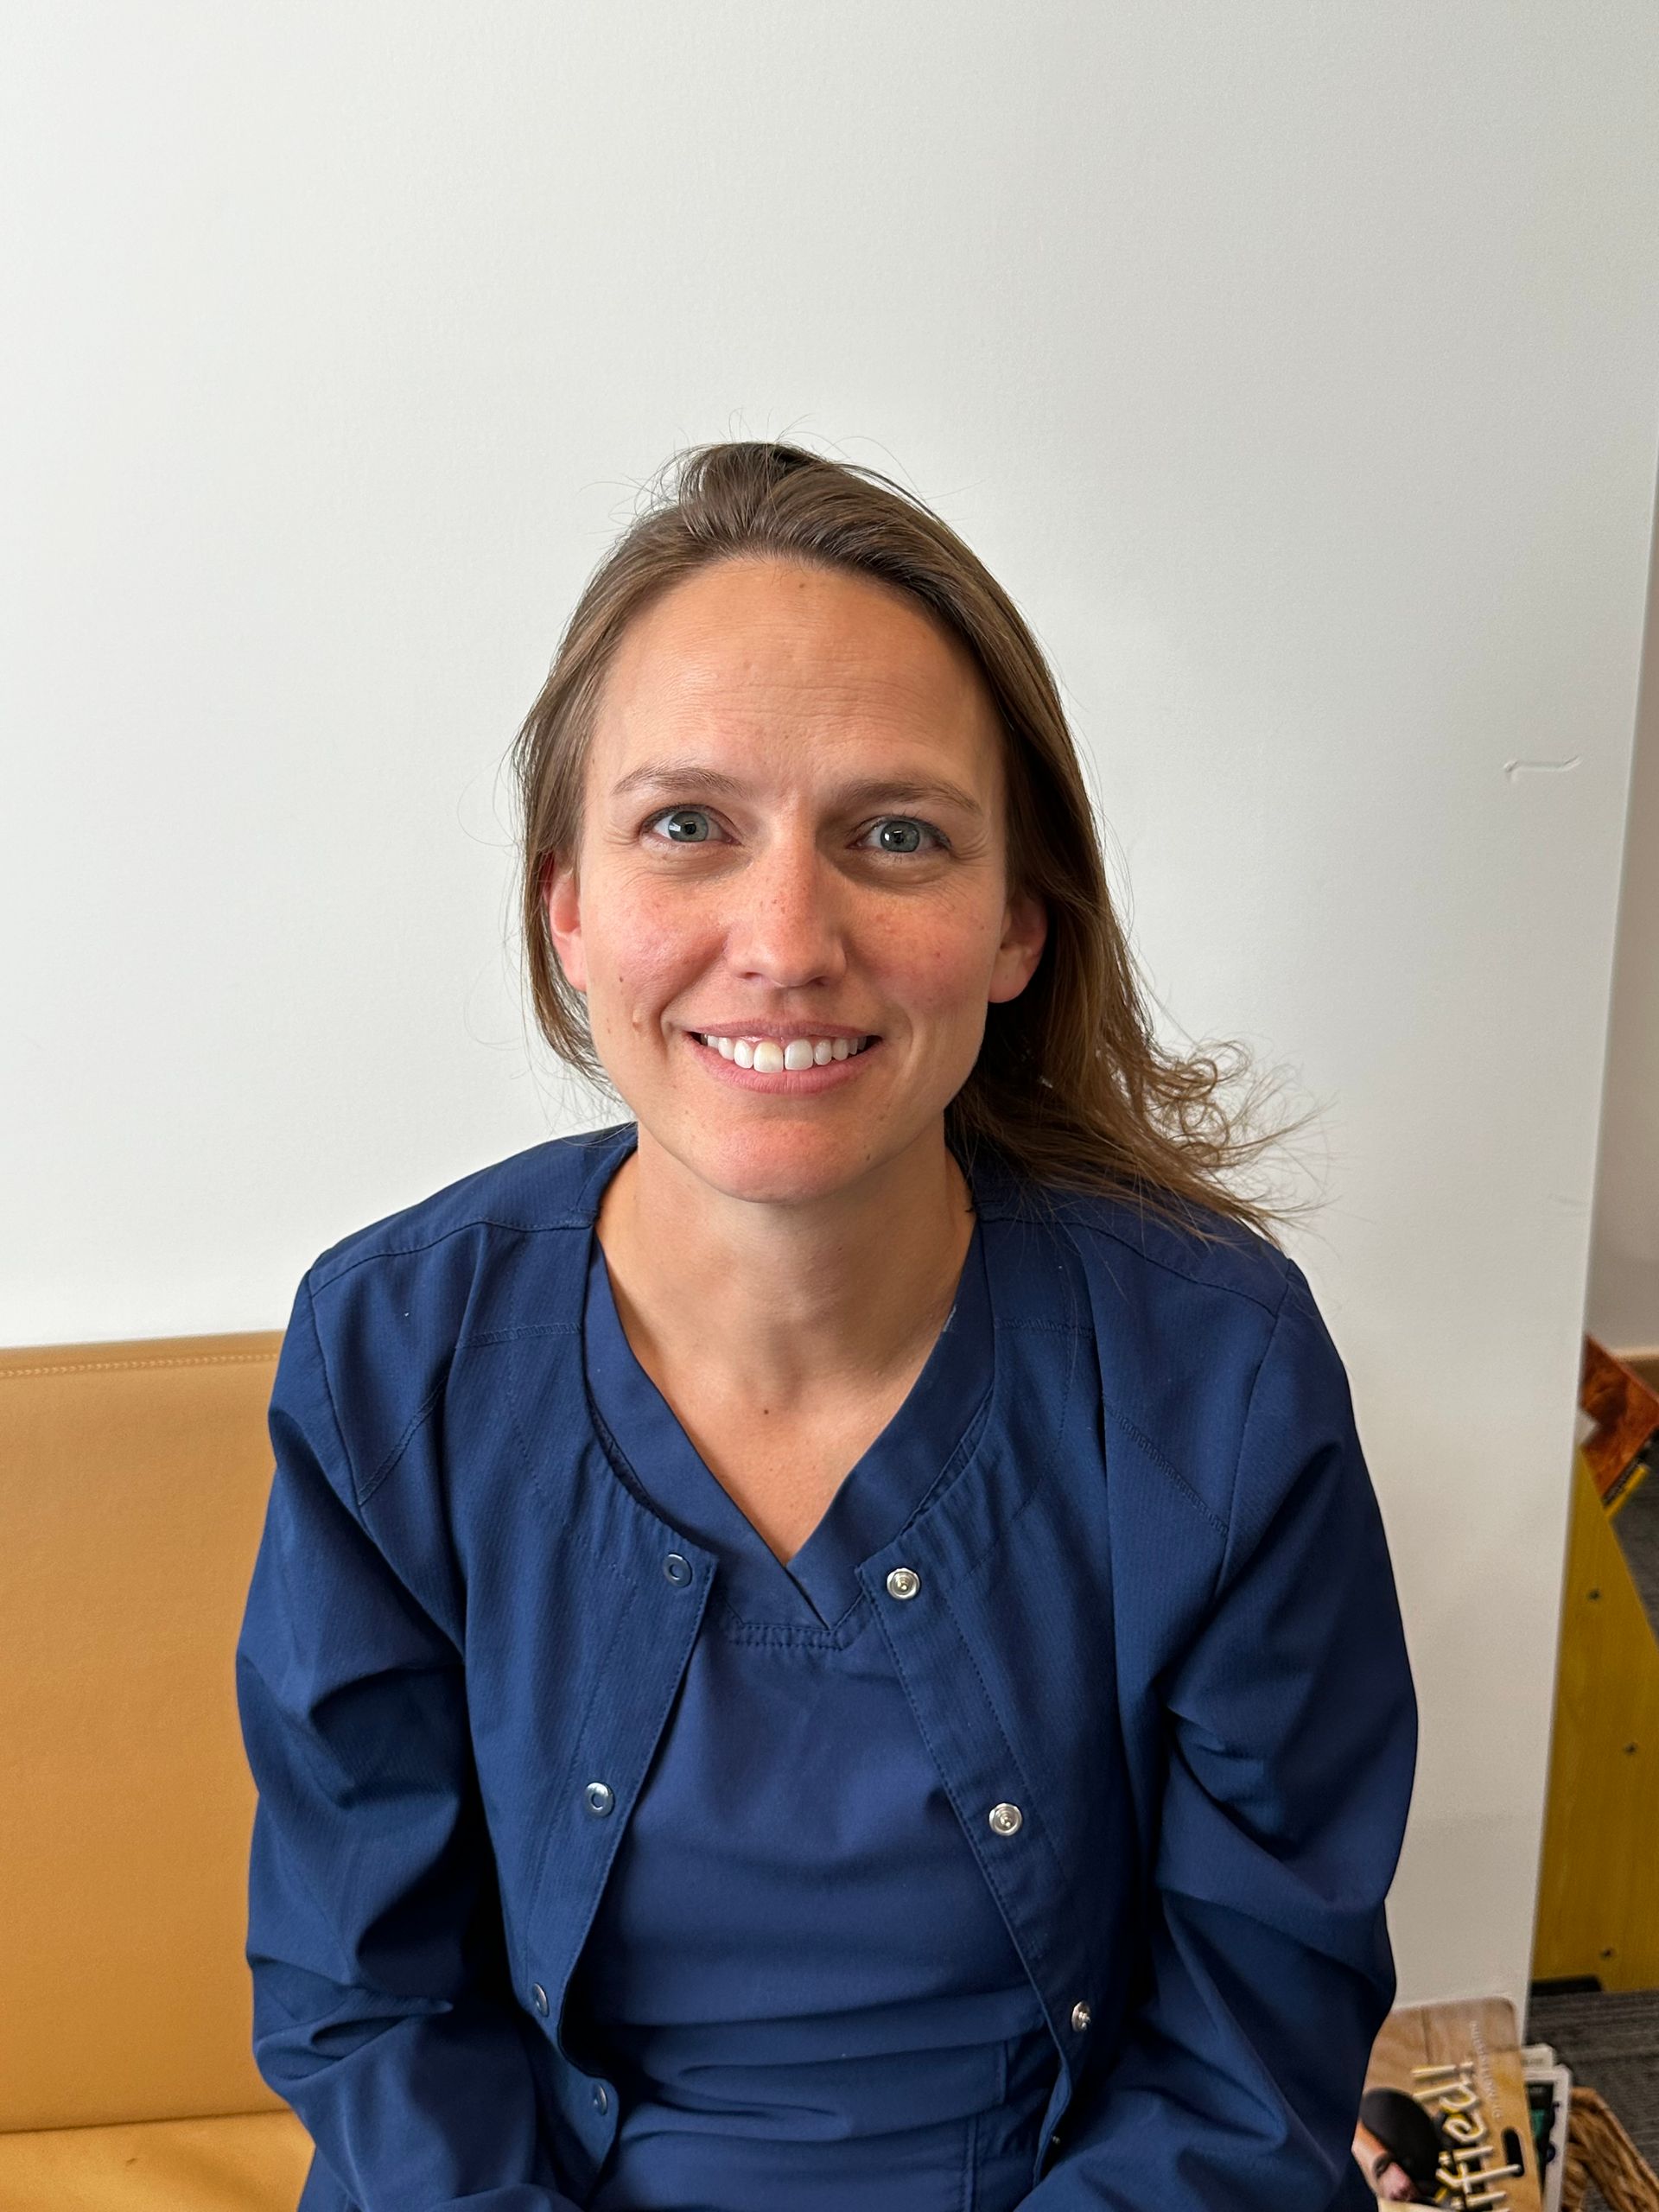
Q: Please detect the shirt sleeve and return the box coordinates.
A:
[234,1270,582,2212]
[1020,1260,1418,2212]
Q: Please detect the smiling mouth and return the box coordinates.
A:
[690,1031,877,1072]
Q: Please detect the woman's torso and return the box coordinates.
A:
[265,1124,1287,2204]
[562,1217,1059,2212]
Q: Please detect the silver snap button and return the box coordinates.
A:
[531,1983,549,2015]
[886,1567,921,1600]
[1071,1999,1091,2032]
[584,1781,614,1815]
[664,1553,691,1585]
[592,2082,609,2114]
[988,1802,1023,1835]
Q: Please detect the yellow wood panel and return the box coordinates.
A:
[1533,1448,1659,1988]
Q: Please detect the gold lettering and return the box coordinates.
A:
[1460,2155,1522,2183]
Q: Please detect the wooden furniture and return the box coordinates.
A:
[1560,2086,1659,2212]
[1532,1335,1659,1989]
[0,1332,312,2209]
[1578,1337,1659,1512]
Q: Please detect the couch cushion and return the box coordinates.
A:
[0,1332,287,2131]
[0,2107,312,2211]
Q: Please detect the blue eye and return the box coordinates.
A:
[864,817,938,854]
[645,809,946,849]
[651,807,716,843]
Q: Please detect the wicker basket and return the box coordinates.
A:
[1560,2086,1659,2212]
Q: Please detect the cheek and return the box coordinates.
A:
[585,875,722,1014]
[864,897,1007,1021]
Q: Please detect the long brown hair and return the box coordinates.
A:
[511,440,1320,1250]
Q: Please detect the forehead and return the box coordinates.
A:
[589,556,1004,793]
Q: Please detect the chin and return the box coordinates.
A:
[648,1112,900,1211]
[700,1139,877,1210]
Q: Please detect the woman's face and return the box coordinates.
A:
[544,555,1047,1211]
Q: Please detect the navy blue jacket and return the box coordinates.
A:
[235,1121,1417,2211]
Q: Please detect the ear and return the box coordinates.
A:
[988,889,1047,1004]
[543,852,588,995]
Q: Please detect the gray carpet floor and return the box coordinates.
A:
[1616,1463,1659,1636]
[1524,1987,1659,2207]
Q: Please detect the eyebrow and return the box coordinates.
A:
[607,763,987,818]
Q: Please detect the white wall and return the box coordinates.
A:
[6,1,1659,2019]
[1587,515,1659,1354]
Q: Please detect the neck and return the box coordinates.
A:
[594,1123,976,1401]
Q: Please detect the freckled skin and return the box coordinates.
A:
[546,562,1039,1203]
[539,553,1044,1415]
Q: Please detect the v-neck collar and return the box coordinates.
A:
[581,1206,995,1633]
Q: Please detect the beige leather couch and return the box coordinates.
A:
[0,1332,313,2209]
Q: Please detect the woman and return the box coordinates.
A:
[237,441,1417,2212]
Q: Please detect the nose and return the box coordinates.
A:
[725,831,848,992]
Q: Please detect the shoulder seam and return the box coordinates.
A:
[1058,1210,1288,1550]
[310,1215,589,1294]
[1108,1406,1228,1541]
[1214,1260,1300,1595]
[359,1372,450,1507]
[298,1269,367,1520]
[1060,1212,1287,1316]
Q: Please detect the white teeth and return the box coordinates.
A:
[697,1033,871,1071]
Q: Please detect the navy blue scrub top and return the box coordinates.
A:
[565,1217,1059,2212]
